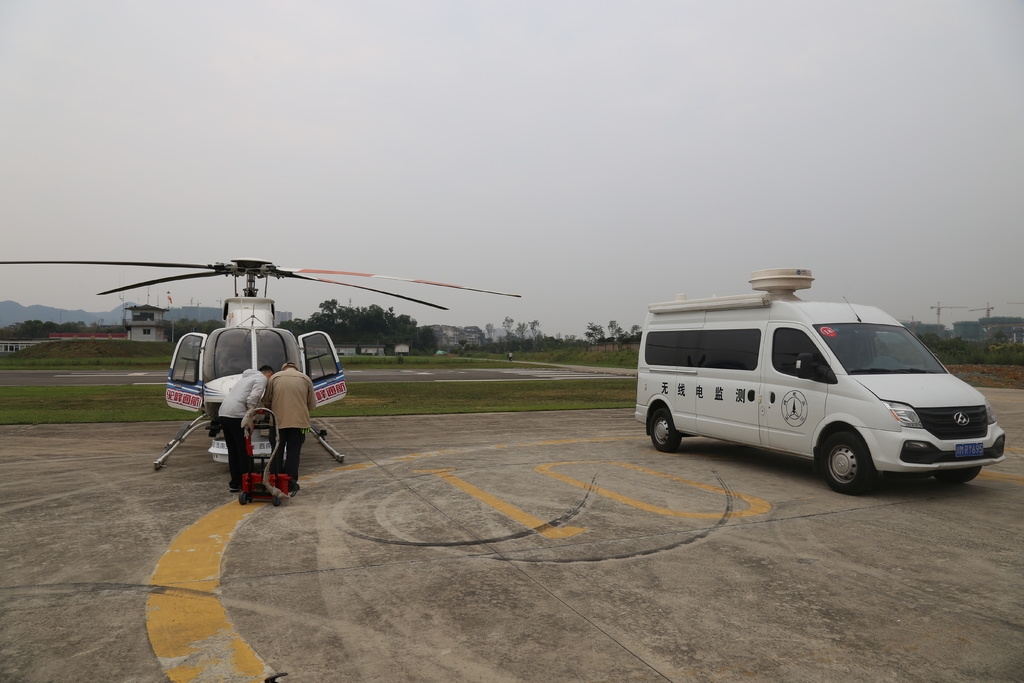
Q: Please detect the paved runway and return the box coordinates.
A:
[1,389,1022,682]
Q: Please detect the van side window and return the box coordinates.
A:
[644,330,700,367]
[772,328,821,376]
[700,329,761,371]
[644,331,677,366]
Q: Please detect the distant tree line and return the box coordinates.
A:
[917,333,1024,366]
[281,300,437,353]
[462,318,642,354]
[583,320,643,345]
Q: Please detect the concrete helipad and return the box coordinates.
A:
[2,389,1023,682]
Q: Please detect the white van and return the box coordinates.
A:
[634,269,1006,494]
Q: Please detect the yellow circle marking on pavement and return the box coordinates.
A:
[146,501,268,682]
[145,464,370,682]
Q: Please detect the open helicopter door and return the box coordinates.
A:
[298,331,347,406]
[298,331,348,464]
[166,333,207,411]
[155,332,209,470]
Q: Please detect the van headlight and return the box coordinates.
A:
[986,400,997,425]
[882,401,922,429]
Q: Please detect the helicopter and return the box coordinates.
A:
[1,257,520,469]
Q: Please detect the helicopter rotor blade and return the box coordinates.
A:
[0,259,219,270]
[1,259,516,309]
[287,273,449,310]
[285,268,521,298]
[97,271,226,295]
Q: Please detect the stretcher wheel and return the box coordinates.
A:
[272,496,282,507]
[239,492,248,505]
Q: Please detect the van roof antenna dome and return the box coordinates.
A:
[749,268,814,301]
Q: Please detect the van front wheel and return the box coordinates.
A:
[650,408,682,453]
[819,432,876,495]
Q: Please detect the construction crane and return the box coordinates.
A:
[930,302,966,327]
[969,303,995,318]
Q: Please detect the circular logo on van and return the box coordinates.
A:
[781,390,808,426]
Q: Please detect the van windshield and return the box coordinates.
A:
[815,324,946,375]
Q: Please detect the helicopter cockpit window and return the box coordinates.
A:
[303,333,336,381]
[211,329,252,379]
[255,329,291,374]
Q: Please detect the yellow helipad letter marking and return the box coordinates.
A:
[536,461,772,519]
[146,503,268,682]
[417,468,586,538]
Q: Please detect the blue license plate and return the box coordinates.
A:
[955,442,984,457]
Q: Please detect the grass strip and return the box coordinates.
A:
[0,379,637,424]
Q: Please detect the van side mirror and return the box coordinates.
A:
[796,352,837,384]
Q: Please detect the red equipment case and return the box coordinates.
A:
[238,408,291,506]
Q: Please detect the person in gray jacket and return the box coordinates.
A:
[220,365,274,492]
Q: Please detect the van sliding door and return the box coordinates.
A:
[693,327,763,445]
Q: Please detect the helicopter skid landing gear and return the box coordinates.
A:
[311,421,345,464]
[154,416,211,470]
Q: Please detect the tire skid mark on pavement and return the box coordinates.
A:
[536,461,772,518]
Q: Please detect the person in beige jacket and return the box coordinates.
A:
[262,361,317,496]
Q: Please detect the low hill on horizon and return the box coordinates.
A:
[0,300,223,326]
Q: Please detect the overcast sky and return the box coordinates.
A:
[1,1,1022,336]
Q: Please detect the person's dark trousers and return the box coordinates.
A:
[275,427,306,484]
[220,416,248,490]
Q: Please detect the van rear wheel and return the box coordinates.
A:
[650,408,682,453]
[819,432,876,495]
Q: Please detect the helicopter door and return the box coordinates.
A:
[166,333,206,411]
[298,331,347,406]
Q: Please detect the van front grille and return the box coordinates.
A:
[915,405,988,440]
